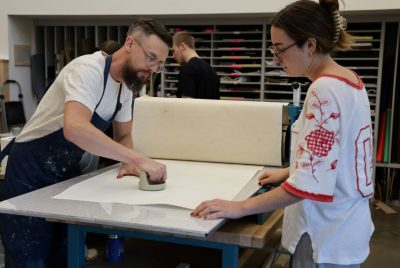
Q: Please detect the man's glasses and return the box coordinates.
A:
[268,42,297,62]
[134,38,165,73]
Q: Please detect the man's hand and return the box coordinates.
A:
[117,163,141,178]
[117,157,167,183]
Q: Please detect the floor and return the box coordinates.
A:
[84,204,400,267]
[363,205,400,268]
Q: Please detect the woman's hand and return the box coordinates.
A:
[258,167,289,186]
[191,199,245,220]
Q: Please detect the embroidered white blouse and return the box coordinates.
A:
[281,74,374,264]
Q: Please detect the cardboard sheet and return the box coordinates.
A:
[54,159,262,210]
[132,97,287,166]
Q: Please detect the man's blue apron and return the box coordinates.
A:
[0,54,122,267]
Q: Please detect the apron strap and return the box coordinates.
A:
[110,84,123,121]
[0,138,15,161]
[95,54,113,110]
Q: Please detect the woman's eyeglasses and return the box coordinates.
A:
[268,42,297,62]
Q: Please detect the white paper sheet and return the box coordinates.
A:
[53,159,262,210]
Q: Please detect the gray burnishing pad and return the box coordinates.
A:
[139,171,166,191]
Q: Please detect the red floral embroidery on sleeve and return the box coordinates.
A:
[295,89,340,182]
[305,127,335,157]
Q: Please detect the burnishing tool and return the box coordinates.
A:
[139,171,166,191]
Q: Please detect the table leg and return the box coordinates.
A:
[68,224,85,268]
[221,243,239,268]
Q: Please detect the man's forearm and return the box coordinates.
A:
[64,122,142,166]
[115,134,133,150]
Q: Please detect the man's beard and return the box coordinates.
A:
[122,63,149,95]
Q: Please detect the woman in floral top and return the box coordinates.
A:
[192,0,374,267]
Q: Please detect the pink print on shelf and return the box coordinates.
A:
[296,89,340,182]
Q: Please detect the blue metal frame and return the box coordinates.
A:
[286,104,302,163]
[68,224,239,268]
[287,104,302,128]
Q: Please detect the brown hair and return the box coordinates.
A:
[173,31,196,49]
[271,0,352,53]
[127,18,172,47]
[99,40,121,54]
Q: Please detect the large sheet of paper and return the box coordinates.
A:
[54,159,262,210]
[133,97,287,166]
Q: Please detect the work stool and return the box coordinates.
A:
[0,80,26,133]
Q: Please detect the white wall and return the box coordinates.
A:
[7,16,36,118]
[2,0,400,58]
[3,0,400,15]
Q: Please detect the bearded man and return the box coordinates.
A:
[0,18,170,267]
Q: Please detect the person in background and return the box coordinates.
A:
[99,40,121,55]
[0,18,171,267]
[172,31,220,99]
[192,1,374,267]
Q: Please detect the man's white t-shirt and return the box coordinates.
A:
[17,51,133,142]
[281,74,374,264]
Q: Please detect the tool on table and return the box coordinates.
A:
[139,171,166,191]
